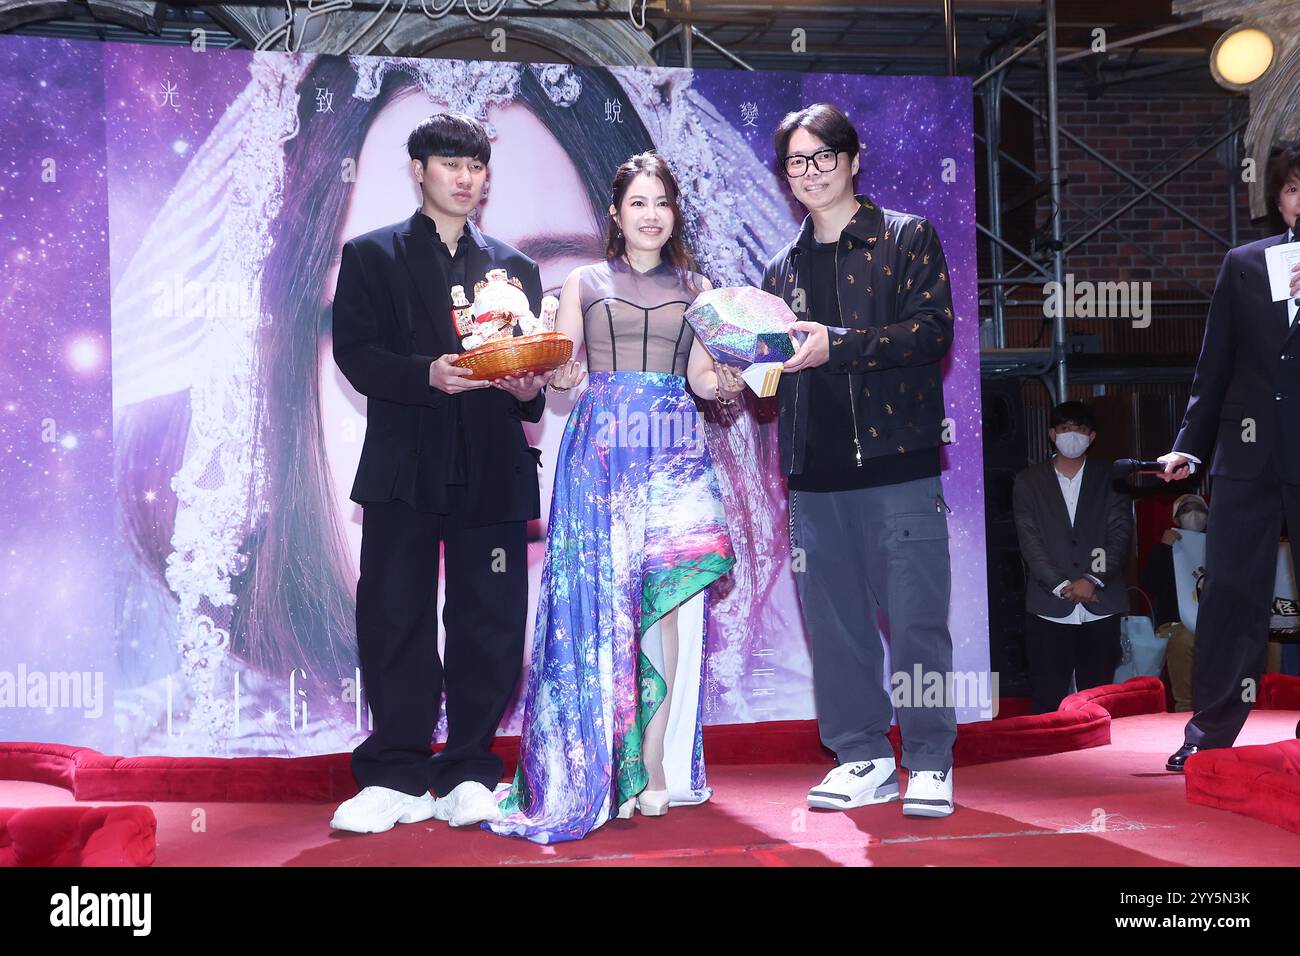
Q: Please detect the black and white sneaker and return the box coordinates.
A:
[902,769,954,817]
[807,758,900,810]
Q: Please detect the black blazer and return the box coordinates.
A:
[1011,457,1133,618]
[332,211,546,526]
[1174,232,1300,484]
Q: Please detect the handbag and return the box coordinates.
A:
[1114,587,1167,683]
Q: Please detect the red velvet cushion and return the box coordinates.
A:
[0,742,83,791]
[0,743,359,803]
[1185,739,1300,837]
[0,806,156,867]
[1061,677,1167,719]
[1260,673,1300,711]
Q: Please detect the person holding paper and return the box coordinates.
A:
[1158,139,1300,771]
[762,103,958,817]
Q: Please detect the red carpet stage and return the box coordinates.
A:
[3,678,1300,867]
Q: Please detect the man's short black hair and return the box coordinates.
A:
[772,103,861,177]
[1266,138,1300,218]
[406,112,491,167]
[1049,400,1097,432]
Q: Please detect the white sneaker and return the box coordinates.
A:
[902,768,954,817]
[807,758,899,810]
[329,786,436,833]
[434,781,504,827]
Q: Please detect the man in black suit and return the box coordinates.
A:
[329,113,549,832]
[1013,401,1133,714]
[1160,140,1300,771]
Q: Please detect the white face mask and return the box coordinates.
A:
[1053,431,1092,459]
[1177,510,1208,532]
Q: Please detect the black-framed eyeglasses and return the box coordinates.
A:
[783,148,840,178]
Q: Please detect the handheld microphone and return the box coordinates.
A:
[1110,458,1173,478]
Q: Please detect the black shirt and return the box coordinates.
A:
[788,239,940,492]
[415,212,472,487]
[419,211,471,301]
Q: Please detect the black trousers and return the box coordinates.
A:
[351,494,527,797]
[1184,468,1300,749]
[1024,613,1121,714]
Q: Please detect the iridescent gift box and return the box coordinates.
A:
[684,286,798,367]
[684,287,798,397]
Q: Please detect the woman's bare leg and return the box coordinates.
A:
[641,606,679,793]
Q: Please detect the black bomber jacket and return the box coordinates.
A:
[760,194,956,478]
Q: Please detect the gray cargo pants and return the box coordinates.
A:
[789,475,957,771]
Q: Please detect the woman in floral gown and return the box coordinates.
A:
[486,151,743,843]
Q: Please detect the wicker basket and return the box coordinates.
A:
[451,331,573,381]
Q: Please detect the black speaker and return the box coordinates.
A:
[981,378,1032,698]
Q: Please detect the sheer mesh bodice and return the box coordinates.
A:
[578,257,701,376]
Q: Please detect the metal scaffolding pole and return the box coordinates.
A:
[982,67,1008,346]
[679,0,692,68]
[977,223,1053,277]
[648,13,755,71]
[942,0,956,75]
[974,32,1044,87]
[1045,0,1065,401]
[1226,119,1240,248]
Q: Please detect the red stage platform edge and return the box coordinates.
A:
[0,677,1186,804]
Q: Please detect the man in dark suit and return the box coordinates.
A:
[1159,140,1300,771]
[329,113,549,832]
[1013,401,1133,713]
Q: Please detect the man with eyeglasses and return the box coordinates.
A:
[762,103,958,818]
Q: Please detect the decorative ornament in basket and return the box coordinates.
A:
[450,268,570,380]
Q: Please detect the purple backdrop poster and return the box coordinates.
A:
[1,39,115,751]
[0,35,986,757]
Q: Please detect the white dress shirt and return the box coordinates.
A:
[1289,228,1298,325]
[1038,458,1111,625]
